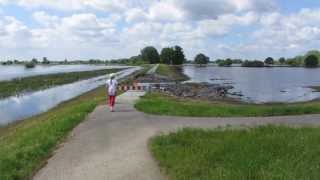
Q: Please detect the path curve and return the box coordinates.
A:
[34,91,320,180]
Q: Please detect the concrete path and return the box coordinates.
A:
[146,64,159,74]
[34,91,320,180]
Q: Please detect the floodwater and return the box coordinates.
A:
[0,67,140,125]
[0,64,129,81]
[184,66,320,103]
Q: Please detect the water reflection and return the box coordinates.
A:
[0,67,140,125]
[184,66,320,103]
[0,64,130,81]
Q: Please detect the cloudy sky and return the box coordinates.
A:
[0,0,320,61]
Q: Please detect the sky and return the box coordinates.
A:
[0,0,320,61]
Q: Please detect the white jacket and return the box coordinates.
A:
[106,79,118,96]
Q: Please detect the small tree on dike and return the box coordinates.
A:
[141,46,160,64]
[305,54,319,68]
[194,53,209,66]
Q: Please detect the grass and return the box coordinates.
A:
[150,126,320,180]
[0,68,123,99]
[135,93,320,117]
[156,64,189,81]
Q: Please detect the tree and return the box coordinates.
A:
[218,58,233,67]
[141,46,160,64]
[194,53,209,66]
[242,60,265,67]
[160,47,175,64]
[305,54,319,68]
[31,58,38,64]
[264,57,274,65]
[279,57,286,64]
[42,57,50,64]
[172,46,185,65]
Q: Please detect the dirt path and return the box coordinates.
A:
[34,91,320,180]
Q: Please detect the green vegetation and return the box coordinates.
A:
[0,68,122,99]
[218,58,233,67]
[156,64,189,81]
[194,53,210,66]
[242,60,265,67]
[264,57,274,65]
[305,54,319,67]
[309,86,320,92]
[150,126,320,180]
[25,62,36,68]
[279,57,286,64]
[141,46,161,64]
[135,93,320,117]
[160,47,175,64]
[0,86,108,180]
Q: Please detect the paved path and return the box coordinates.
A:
[34,91,320,180]
[146,64,159,74]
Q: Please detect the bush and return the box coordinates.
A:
[305,54,319,68]
[242,60,265,67]
[25,62,36,68]
[218,59,233,67]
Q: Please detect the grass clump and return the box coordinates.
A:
[150,126,320,180]
[156,64,189,81]
[0,68,123,99]
[135,93,320,117]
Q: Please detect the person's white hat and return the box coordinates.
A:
[109,73,116,78]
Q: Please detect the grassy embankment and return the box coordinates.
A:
[150,126,320,180]
[135,93,320,117]
[155,64,189,81]
[0,68,123,99]
[0,66,149,180]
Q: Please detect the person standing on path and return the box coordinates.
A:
[106,73,118,112]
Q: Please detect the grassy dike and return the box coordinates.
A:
[0,66,149,180]
[150,126,320,180]
[156,64,189,81]
[0,68,123,99]
[135,93,320,117]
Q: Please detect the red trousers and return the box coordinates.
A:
[108,95,116,107]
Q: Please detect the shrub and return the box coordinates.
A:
[242,60,265,67]
[218,59,233,67]
[305,54,319,68]
[25,62,36,68]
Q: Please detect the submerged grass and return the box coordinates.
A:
[150,126,320,180]
[0,68,123,99]
[135,93,320,117]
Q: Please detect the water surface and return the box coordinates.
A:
[184,66,320,103]
[0,64,129,81]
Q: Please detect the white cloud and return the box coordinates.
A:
[196,12,258,36]
[0,0,319,60]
